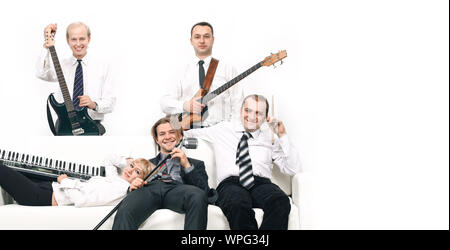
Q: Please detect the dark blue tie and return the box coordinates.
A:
[73,59,83,110]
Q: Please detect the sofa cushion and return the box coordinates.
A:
[0,201,299,230]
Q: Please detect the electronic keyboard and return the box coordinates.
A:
[0,148,105,182]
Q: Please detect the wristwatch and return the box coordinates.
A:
[94,102,99,111]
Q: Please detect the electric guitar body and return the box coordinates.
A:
[48,93,104,136]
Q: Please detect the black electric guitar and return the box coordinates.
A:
[176,50,287,130]
[45,29,104,136]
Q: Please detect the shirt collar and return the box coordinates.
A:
[156,152,181,166]
[194,55,212,66]
[233,120,261,139]
[70,53,89,66]
[156,152,169,165]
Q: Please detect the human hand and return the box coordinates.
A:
[170,148,191,169]
[266,116,287,137]
[43,23,57,48]
[129,177,147,191]
[183,96,205,114]
[57,174,68,183]
[78,95,97,110]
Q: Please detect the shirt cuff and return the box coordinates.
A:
[37,47,52,70]
[58,178,79,189]
[277,134,291,153]
[183,164,195,174]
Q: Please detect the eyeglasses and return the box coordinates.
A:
[129,162,142,176]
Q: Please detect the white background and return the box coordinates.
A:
[0,0,448,229]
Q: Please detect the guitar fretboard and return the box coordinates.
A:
[48,46,75,112]
[202,62,262,104]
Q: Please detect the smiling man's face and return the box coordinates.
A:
[66,24,90,59]
[155,122,182,154]
[241,97,267,132]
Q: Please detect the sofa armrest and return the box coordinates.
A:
[291,172,302,228]
[291,173,301,206]
[1,188,14,206]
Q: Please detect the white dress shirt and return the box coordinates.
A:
[184,121,301,186]
[160,55,244,126]
[36,48,116,121]
[52,156,129,207]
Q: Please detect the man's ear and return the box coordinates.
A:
[177,132,184,144]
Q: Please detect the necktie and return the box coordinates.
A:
[73,59,84,110]
[150,155,174,183]
[198,60,205,88]
[160,167,173,183]
[236,132,255,190]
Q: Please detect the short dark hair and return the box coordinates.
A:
[241,94,270,118]
[191,22,214,37]
[151,116,183,151]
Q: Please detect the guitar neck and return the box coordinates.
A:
[48,46,75,112]
[202,61,262,104]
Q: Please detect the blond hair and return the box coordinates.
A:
[66,22,91,39]
[133,158,154,178]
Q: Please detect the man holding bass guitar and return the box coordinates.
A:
[36,22,116,135]
[160,21,244,129]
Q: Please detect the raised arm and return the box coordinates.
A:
[36,24,58,82]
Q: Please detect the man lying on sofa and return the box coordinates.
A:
[184,94,301,230]
[112,117,214,230]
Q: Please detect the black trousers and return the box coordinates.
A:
[216,176,291,230]
[0,163,53,206]
[112,180,208,230]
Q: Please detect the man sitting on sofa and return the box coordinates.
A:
[184,94,301,230]
[112,117,212,230]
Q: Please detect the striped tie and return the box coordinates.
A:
[73,59,83,110]
[236,132,255,190]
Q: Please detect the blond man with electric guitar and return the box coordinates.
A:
[36,22,116,136]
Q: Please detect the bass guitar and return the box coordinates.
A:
[175,50,287,130]
[45,29,105,136]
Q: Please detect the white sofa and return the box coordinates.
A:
[0,136,301,230]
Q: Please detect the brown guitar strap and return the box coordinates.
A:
[202,58,219,93]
